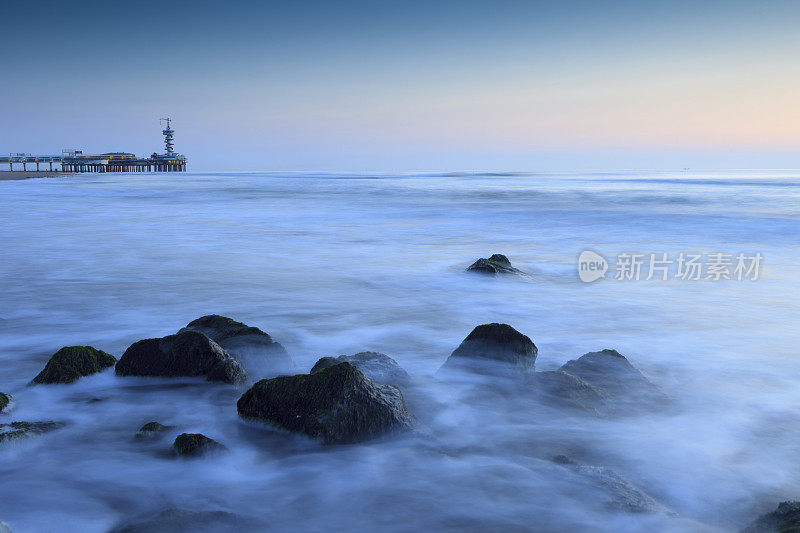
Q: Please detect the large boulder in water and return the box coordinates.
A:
[310,351,410,386]
[31,346,117,384]
[440,323,537,375]
[237,362,416,444]
[466,254,524,276]
[531,370,610,415]
[741,501,800,533]
[172,433,227,457]
[559,349,666,408]
[181,315,293,376]
[116,330,247,385]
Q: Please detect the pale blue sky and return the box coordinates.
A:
[2,1,799,170]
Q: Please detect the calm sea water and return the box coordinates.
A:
[1,171,799,532]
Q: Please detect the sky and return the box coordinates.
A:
[1,0,799,171]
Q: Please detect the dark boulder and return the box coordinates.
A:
[116,330,247,385]
[237,362,416,445]
[466,254,524,276]
[741,501,800,533]
[531,371,609,415]
[181,315,293,376]
[440,323,537,375]
[310,351,410,386]
[0,393,11,413]
[0,421,64,443]
[559,349,666,407]
[110,508,262,533]
[31,346,117,384]
[172,433,227,457]
[135,421,171,439]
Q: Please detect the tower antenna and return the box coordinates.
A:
[159,118,174,155]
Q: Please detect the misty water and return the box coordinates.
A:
[1,171,799,532]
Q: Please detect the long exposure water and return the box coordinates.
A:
[1,171,799,532]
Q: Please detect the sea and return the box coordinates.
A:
[1,170,798,532]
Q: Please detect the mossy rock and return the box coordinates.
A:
[0,393,11,413]
[440,323,537,375]
[172,433,227,457]
[237,362,416,445]
[116,330,247,385]
[135,421,171,439]
[181,315,293,376]
[310,351,410,386]
[31,346,117,384]
[0,421,64,443]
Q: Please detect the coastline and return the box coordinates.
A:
[0,171,64,181]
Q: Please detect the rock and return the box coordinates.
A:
[0,421,64,443]
[741,501,800,533]
[237,362,416,445]
[172,433,227,457]
[181,315,293,376]
[31,346,117,384]
[552,457,673,515]
[576,465,674,515]
[466,254,524,276]
[440,323,537,375]
[135,421,171,439]
[310,351,410,386]
[110,508,262,533]
[559,349,667,407]
[116,330,247,385]
[0,393,11,413]
[531,371,609,414]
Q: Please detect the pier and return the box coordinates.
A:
[0,119,187,173]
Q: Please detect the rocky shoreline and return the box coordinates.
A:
[0,256,793,531]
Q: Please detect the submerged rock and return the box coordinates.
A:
[116,330,247,384]
[552,457,673,515]
[135,421,171,439]
[237,362,416,445]
[531,370,609,414]
[466,254,524,276]
[440,323,537,375]
[0,421,64,443]
[310,351,410,386]
[31,346,117,384]
[559,349,666,408]
[172,433,227,457]
[741,501,800,533]
[0,393,11,413]
[110,508,262,533]
[181,315,293,376]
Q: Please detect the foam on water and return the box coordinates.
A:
[1,170,799,531]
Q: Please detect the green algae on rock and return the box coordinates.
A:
[237,362,415,445]
[0,421,64,443]
[0,393,11,413]
[31,346,117,384]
